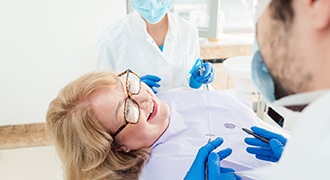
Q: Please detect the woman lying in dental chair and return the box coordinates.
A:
[46,70,286,180]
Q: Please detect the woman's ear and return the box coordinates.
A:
[116,144,131,153]
[311,0,330,30]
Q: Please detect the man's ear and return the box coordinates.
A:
[311,0,330,30]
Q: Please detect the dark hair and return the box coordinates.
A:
[269,0,294,25]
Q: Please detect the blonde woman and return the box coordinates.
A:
[46,70,282,180]
[46,70,162,179]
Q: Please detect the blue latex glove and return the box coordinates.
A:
[245,126,287,162]
[189,58,215,89]
[140,75,161,94]
[208,151,242,180]
[184,137,240,180]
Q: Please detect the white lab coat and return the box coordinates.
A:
[140,89,283,180]
[96,11,200,91]
[239,91,330,179]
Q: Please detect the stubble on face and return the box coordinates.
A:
[258,5,313,102]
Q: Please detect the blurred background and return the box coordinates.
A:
[2,1,295,180]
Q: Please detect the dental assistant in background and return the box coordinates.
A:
[185,0,330,179]
[96,0,214,93]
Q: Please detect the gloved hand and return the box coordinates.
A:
[140,75,161,94]
[245,126,287,162]
[208,151,242,180]
[184,137,240,180]
[189,58,215,89]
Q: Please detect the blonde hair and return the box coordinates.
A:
[46,71,150,180]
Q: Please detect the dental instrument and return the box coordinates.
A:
[224,123,270,143]
[198,59,209,91]
[204,134,215,180]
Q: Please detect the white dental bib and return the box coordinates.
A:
[140,89,285,180]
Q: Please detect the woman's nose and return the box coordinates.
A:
[131,90,150,109]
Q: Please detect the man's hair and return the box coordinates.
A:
[270,0,294,25]
[46,71,149,180]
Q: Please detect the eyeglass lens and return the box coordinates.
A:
[124,72,140,124]
[127,72,140,94]
[125,99,139,123]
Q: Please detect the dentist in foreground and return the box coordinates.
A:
[185,0,330,179]
[97,0,214,93]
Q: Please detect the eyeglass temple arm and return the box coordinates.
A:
[113,124,127,137]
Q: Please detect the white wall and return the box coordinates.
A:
[0,0,126,125]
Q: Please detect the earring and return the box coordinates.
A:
[125,148,130,153]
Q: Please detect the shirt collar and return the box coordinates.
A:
[166,12,177,38]
[131,10,148,37]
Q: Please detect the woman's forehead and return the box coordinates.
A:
[90,83,125,132]
[118,77,126,92]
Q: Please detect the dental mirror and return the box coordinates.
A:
[224,122,236,129]
[224,122,270,143]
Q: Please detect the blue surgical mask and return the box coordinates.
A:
[251,41,276,103]
[131,0,173,24]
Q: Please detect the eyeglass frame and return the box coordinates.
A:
[112,69,141,138]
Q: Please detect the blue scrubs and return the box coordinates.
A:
[159,45,164,52]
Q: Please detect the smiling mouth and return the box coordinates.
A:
[147,100,157,121]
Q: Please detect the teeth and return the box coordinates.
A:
[147,101,155,121]
[150,103,154,114]
[147,103,155,121]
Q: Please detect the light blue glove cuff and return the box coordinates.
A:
[189,75,202,89]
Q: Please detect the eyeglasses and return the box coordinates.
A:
[112,69,141,138]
